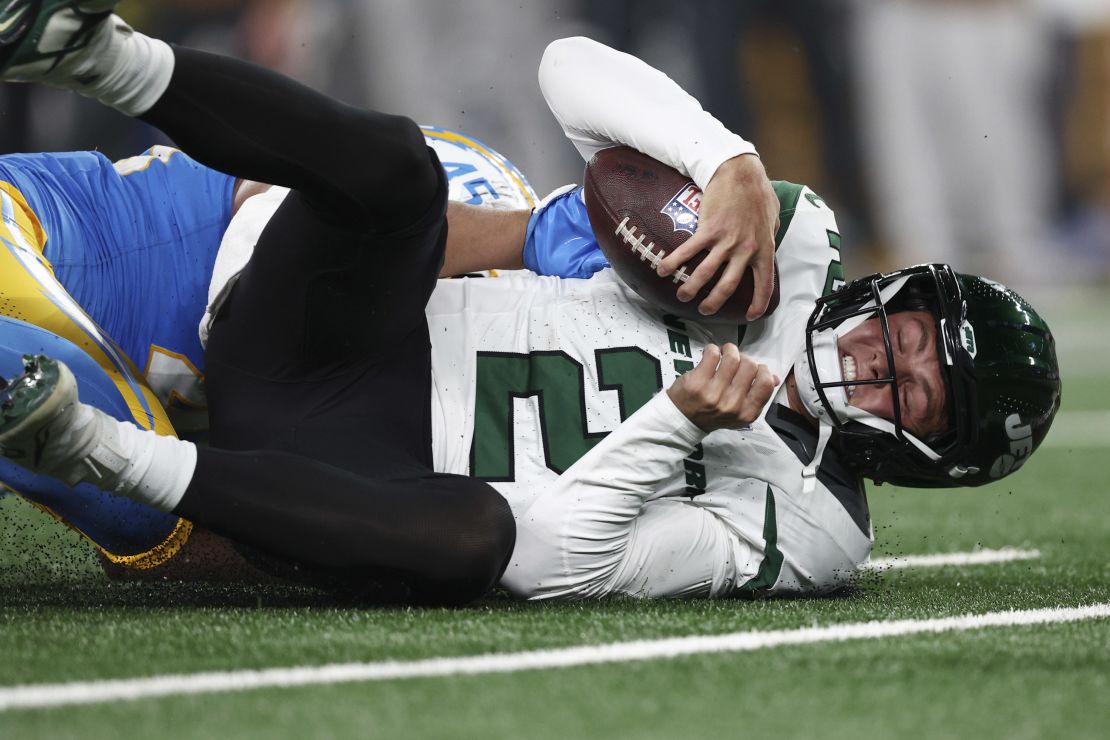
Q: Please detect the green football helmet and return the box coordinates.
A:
[801,263,1061,487]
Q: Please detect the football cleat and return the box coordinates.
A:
[0,0,118,78]
[0,354,126,488]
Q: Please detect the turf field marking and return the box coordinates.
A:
[1,603,1106,712]
[1042,411,1110,448]
[862,547,1040,571]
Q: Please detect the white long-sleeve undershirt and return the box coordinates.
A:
[538,36,758,187]
[502,391,757,600]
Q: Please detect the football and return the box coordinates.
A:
[583,146,779,323]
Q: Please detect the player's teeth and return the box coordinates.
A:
[842,355,857,398]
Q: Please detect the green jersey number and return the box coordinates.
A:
[471,348,662,481]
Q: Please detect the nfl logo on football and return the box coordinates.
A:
[661,183,702,234]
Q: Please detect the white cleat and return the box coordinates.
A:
[0,1,120,80]
[0,354,129,489]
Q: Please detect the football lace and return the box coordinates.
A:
[614,217,690,284]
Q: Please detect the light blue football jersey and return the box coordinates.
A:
[0,146,234,412]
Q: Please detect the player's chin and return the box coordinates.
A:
[846,396,884,421]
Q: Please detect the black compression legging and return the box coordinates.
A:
[141,47,438,230]
[179,450,515,605]
[137,48,515,605]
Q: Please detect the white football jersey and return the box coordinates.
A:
[206,37,875,600]
[427,182,871,599]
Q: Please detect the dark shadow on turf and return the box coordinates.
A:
[0,577,523,610]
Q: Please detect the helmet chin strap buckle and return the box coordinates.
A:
[948,464,980,479]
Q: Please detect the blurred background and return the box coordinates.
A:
[1,0,1106,304]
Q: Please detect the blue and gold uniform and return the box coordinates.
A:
[0,146,233,568]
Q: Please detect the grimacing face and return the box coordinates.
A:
[836,310,949,437]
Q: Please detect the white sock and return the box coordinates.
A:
[111,419,198,512]
[62,405,197,512]
[14,14,176,116]
[72,16,175,116]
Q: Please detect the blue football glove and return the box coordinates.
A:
[523,185,610,279]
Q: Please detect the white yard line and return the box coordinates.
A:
[2,603,1106,712]
[862,547,1041,571]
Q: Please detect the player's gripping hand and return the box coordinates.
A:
[656,154,779,320]
[666,344,779,432]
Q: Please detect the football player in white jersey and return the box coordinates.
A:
[0,6,1059,602]
[205,37,1057,600]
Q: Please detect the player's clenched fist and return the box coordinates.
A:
[666,344,779,432]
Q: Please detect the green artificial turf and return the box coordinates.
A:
[0,298,1107,739]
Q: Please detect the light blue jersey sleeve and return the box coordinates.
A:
[424,125,608,279]
[0,147,233,405]
[523,186,609,279]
